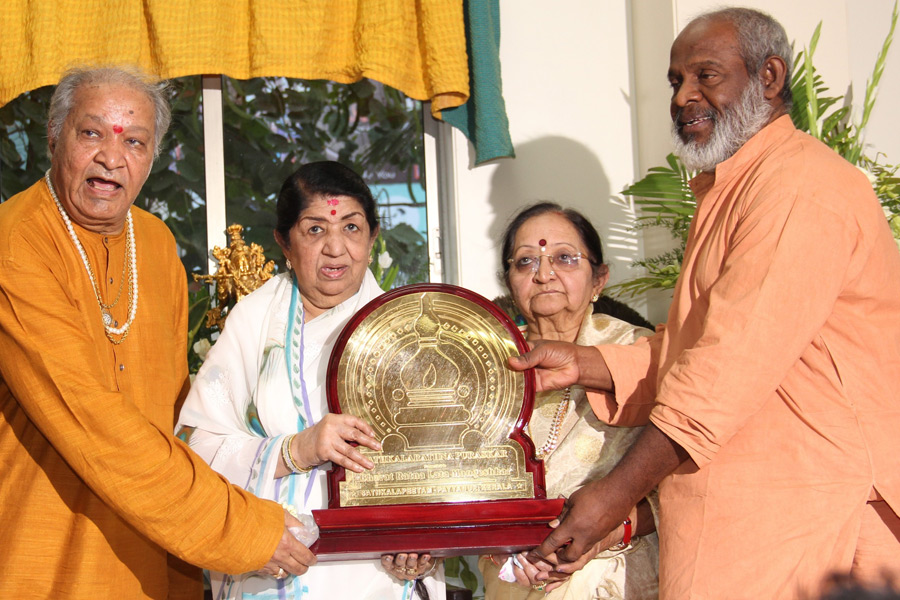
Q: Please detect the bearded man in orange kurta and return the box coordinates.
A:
[511,8,900,600]
[0,67,316,599]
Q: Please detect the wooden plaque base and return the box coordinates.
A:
[311,498,564,561]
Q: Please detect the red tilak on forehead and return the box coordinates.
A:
[112,125,123,134]
[327,198,340,206]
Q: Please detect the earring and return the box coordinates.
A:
[591,294,599,302]
[285,258,292,271]
[368,256,374,265]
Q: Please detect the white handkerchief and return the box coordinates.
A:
[498,556,518,583]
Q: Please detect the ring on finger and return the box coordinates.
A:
[532,583,545,592]
[275,567,286,579]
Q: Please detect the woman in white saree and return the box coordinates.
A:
[177,161,444,600]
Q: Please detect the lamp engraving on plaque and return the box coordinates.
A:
[335,290,534,506]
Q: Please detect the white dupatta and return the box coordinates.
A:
[177,271,444,599]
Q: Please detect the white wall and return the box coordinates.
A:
[442,0,900,324]
[444,1,642,308]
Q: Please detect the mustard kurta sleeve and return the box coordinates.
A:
[0,180,283,598]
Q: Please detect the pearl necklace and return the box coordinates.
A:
[45,171,139,344]
[533,387,571,458]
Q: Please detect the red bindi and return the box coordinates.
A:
[112,125,123,134]
[538,239,547,247]
[331,209,337,215]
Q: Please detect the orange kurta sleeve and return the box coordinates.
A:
[587,331,663,426]
[0,181,283,597]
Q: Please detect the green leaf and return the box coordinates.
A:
[802,23,823,139]
[460,569,479,592]
[846,0,898,164]
[442,557,461,578]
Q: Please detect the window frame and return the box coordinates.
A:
[199,75,453,284]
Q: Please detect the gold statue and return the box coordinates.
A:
[193,224,276,329]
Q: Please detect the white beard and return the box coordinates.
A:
[672,80,773,173]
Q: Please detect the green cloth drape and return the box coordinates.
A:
[440,0,515,164]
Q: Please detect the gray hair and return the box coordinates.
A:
[693,7,794,109]
[48,66,172,158]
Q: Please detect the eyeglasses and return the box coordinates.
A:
[507,251,587,274]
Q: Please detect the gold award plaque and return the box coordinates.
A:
[335,290,534,506]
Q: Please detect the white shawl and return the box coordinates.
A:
[177,270,445,600]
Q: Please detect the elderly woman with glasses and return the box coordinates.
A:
[478,202,659,600]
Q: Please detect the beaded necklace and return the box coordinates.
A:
[45,171,138,344]
[533,386,571,458]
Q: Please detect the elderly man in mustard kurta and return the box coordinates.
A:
[512,8,900,600]
[0,67,315,599]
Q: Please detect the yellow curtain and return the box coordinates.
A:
[0,0,468,116]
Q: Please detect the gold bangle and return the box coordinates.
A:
[281,434,313,474]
